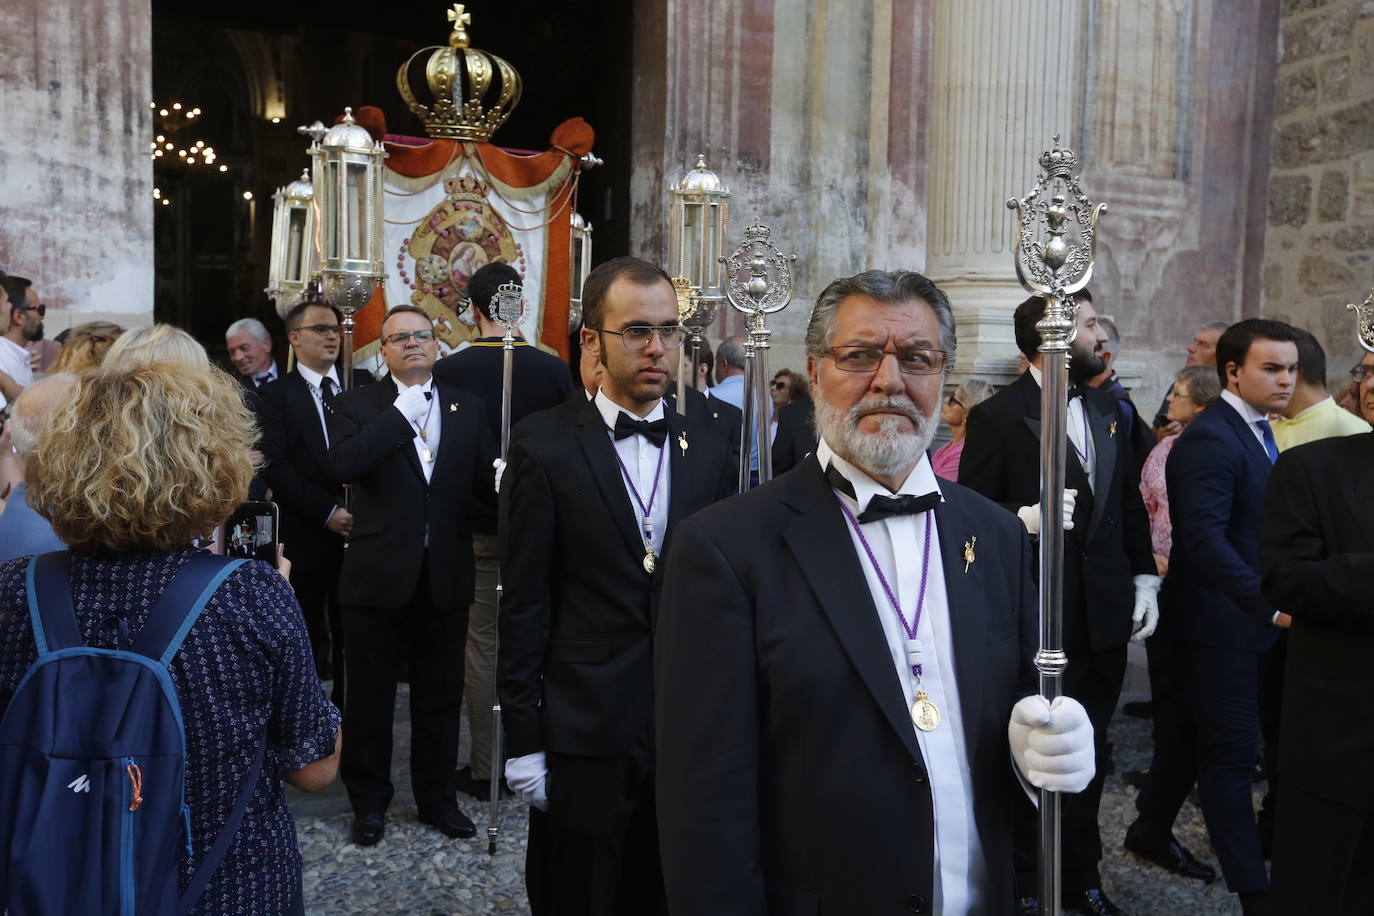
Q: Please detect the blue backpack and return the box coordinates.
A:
[0,551,263,915]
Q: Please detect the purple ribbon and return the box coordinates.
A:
[611,429,667,544]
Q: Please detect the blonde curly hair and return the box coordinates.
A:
[27,362,257,553]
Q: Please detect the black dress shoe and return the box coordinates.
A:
[1064,887,1125,915]
[1121,768,1149,789]
[1015,896,1041,916]
[350,813,385,846]
[454,764,511,801]
[1124,820,1217,883]
[418,804,477,839]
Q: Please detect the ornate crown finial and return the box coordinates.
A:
[1346,288,1374,354]
[1039,136,1078,180]
[742,222,772,244]
[397,5,522,142]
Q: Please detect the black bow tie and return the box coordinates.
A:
[825,462,941,524]
[613,413,668,448]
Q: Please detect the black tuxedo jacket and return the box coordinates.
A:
[667,385,744,460]
[1160,397,1280,652]
[431,338,573,442]
[771,395,817,475]
[1261,433,1374,811]
[326,375,496,611]
[655,455,1036,915]
[959,370,1154,650]
[497,395,736,760]
[256,368,372,568]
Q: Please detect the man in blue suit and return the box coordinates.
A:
[1129,318,1300,916]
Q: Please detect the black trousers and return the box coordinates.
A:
[339,562,467,816]
[285,534,345,706]
[1271,785,1374,914]
[1137,639,1280,893]
[1013,643,1127,896]
[525,734,667,916]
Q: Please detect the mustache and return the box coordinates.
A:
[848,395,922,425]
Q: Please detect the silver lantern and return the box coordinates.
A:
[265,170,316,318]
[667,155,730,306]
[569,210,593,333]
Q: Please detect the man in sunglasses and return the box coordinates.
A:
[0,275,44,390]
[327,304,497,848]
[499,256,736,915]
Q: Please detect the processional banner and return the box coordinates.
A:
[347,111,593,365]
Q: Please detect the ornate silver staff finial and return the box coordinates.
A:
[491,280,526,330]
[1345,288,1374,354]
[297,121,328,147]
[1007,135,1108,915]
[719,220,797,491]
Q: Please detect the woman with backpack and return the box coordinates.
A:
[0,360,341,914]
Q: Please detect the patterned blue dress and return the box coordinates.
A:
[0,549,340,914]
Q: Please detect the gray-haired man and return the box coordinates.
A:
[226,317,278,389]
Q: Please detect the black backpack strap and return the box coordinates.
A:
[178,743,266,915]
[27,550,82,654]
[130,553,247,664]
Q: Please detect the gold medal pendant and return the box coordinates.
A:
[642,548,656,574]
[421,446,434,463]
[911,689,940,732]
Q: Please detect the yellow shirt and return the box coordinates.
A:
[1272,397,1371,451]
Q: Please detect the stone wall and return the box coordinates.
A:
[0,0,154,328]
[1263,0,1374,378]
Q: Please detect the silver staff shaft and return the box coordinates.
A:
[750,323,773,484]
[489,327,516,856]
[738,335,758,492]
[675,347,687,415]
[1035,297,1072,912]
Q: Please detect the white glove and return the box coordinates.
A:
[504,752,549,811]
[393,385,430,425]
[1016,488,1077,538]
[1131,574,1161,642]
[493,457,506,495]
[1008,694,1095,794]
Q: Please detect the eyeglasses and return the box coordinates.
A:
[1350,365,1374,384]
[299,324,341,337]
[770,380,788,390]
[592,325,687,350]
[16,303,44,317]
[946,394,964,408]
[825,346,949,376]
[383,329,436,346]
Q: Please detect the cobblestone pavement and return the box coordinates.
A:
[292,648,1253,914]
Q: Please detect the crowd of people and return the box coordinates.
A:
[0,255,1370,915]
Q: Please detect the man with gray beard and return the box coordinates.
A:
[960,295,1159,915]
[655,270,1097,915]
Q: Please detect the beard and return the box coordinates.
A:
[1068,340,1105,383]
[22,323,43,343]
[813,384,937,481]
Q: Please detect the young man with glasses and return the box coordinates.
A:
[656,269,1093,914]
[498,256,736,915]
[960,293,1159,915]
[326,304,497,848]
[256,298,373,696]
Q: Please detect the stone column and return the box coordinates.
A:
[926,0,1081,385]
[0,0,154,327]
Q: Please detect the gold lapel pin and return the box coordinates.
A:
[678,431,689,456]
[963,536,977,574]
[1108,420,1117,437]
[449,402,458,413]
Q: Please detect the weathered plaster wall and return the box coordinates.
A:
[0,0,154,325]
[1262,0,1374,378]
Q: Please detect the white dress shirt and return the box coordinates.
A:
[0,337,33,391]
[1219,388,1273,453]
[816,438,987,912]
[296,363,341,448]
[395,375,440,484]
[1029,364,1095,492]
[594,389,670,557]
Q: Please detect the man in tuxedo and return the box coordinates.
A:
[328,305,496,846]
[959,294,1160,915]
[656,269,1096,915]
[225,318,279,389]
[256,298,372,694]
[498,256,736,915]
[1130,319,1300,916]
[1261,428,1374,912]
[431,261,572,800]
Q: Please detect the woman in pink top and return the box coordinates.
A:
[1140,365,1220,575]
[932,378,994,481]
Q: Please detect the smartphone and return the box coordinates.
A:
[194,500,280,563]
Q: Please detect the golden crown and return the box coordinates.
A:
[397,4,522,143]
